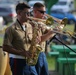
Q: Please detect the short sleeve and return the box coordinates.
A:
[3,27,13,46]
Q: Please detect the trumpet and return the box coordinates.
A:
[28,14,76,38]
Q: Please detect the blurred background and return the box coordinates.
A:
[0,0,76,75]
[0,0,76,45]
[0,0,76,25]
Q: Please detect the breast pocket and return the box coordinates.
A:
[14,30,25,42]
[27,27,33,41]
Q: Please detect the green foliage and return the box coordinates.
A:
[25,0,30,3]
[0,37,3,46]
[74,0,76,8]
[47,55,55,70]
[43,0,58,14]
[65,24,74,32]
[44,0,58,7]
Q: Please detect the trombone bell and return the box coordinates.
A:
[61,17,68,26]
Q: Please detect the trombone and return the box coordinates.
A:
[28,14,76,38]
[45,14,76,38]
[29,13,68,25]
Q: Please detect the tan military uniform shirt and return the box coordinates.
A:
[37,22,48,52]
[3,20,41,51]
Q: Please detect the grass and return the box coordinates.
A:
[65,24,74,32]
[47,55,55,70]
[0,37,3,46]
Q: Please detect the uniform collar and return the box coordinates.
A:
[15,19,24,30]
[15,19,32,31]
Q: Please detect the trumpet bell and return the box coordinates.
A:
[61,17,68,26]
[45,14,68,26]
[45,17,68,26]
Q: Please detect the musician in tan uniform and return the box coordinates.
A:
[3,2,54,75]
[32,2,52,75]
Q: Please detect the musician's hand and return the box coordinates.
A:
[25,51,32,58]
[36,36,41,44]
[20,50,32,58]
[56,24,64,31]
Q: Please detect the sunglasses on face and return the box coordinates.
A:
[37,10,46,14]
[23,12,30,16]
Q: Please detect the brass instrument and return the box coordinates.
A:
[46,14,76,38]
[0,46,12,75]
[45,14,68,25]
[28,14,76,38]
[26,21,42,66]
[29,14,68,26]
[62,29,76,38]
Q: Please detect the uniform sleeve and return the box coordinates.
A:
[3,27,13,46]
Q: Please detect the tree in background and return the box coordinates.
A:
[26,0,58,14]
[44,0,58,14]
[25,0,30,3]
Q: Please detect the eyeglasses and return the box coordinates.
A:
[37,10,46,14]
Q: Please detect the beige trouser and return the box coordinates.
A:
[0,48,12,75]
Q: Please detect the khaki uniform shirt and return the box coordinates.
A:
[3,20,41,51]
[37,22,48,52]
